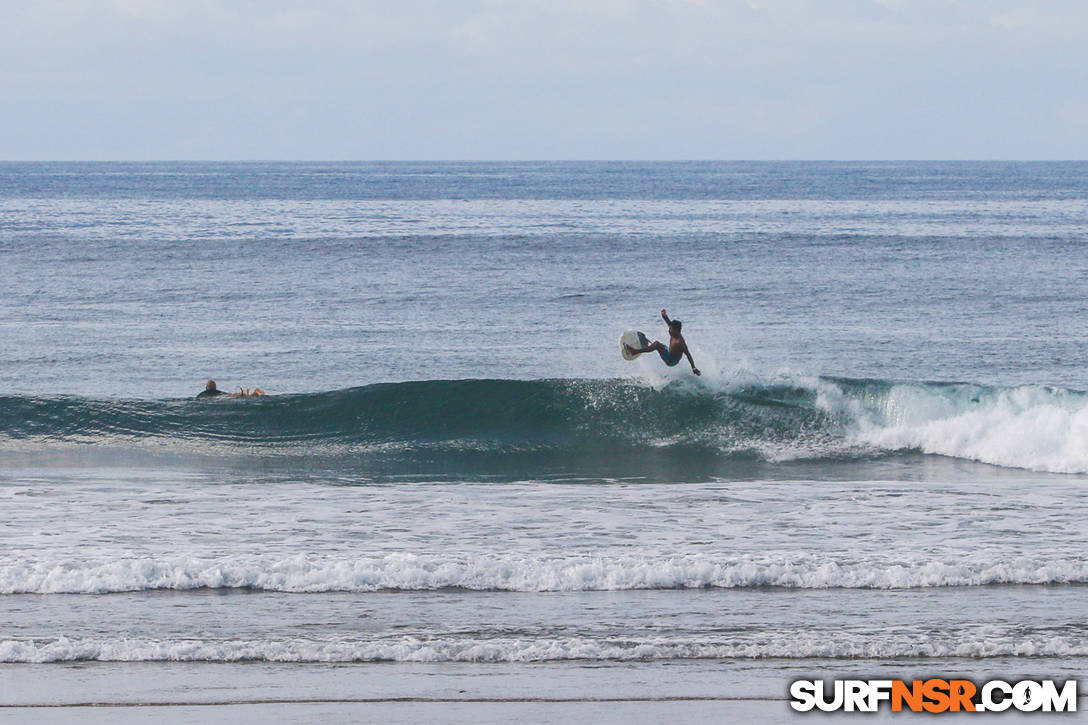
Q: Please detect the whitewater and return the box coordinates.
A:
[3,162,1087,710]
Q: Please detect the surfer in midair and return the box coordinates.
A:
[625,309,701,376]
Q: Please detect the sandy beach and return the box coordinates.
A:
[4,659,1086,723]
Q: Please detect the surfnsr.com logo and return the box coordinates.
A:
[790,679,1078,713]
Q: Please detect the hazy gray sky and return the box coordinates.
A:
[2,0,1086,159]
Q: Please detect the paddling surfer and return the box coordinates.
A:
[196,380,264,398]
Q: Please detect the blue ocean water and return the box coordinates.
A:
[2,163,1087,706]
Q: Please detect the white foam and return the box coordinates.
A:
[2,633,1085,663]
[2,552,1086,594]
[843,384,1088,474]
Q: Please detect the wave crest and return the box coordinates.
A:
[3,376,1088,474]
[4,553,1086,594]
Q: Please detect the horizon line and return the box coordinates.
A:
[1,158,1086,164]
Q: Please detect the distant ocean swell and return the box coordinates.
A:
[3,553,1086,594]
[3,632,1085,663]
[2,376,1088,474]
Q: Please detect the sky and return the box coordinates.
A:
[2,0,1086,160]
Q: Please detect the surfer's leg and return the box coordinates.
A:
[627,341,667,355]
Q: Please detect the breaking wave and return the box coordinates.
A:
[2,375,1088,474]
[3,553,1086,594]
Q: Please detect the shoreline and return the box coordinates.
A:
[3,666,1083,725]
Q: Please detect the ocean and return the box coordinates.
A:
[2,161,1087,721]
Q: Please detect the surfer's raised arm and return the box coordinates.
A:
[661,309,672,326]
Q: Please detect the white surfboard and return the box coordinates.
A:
[620,330,651,360]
